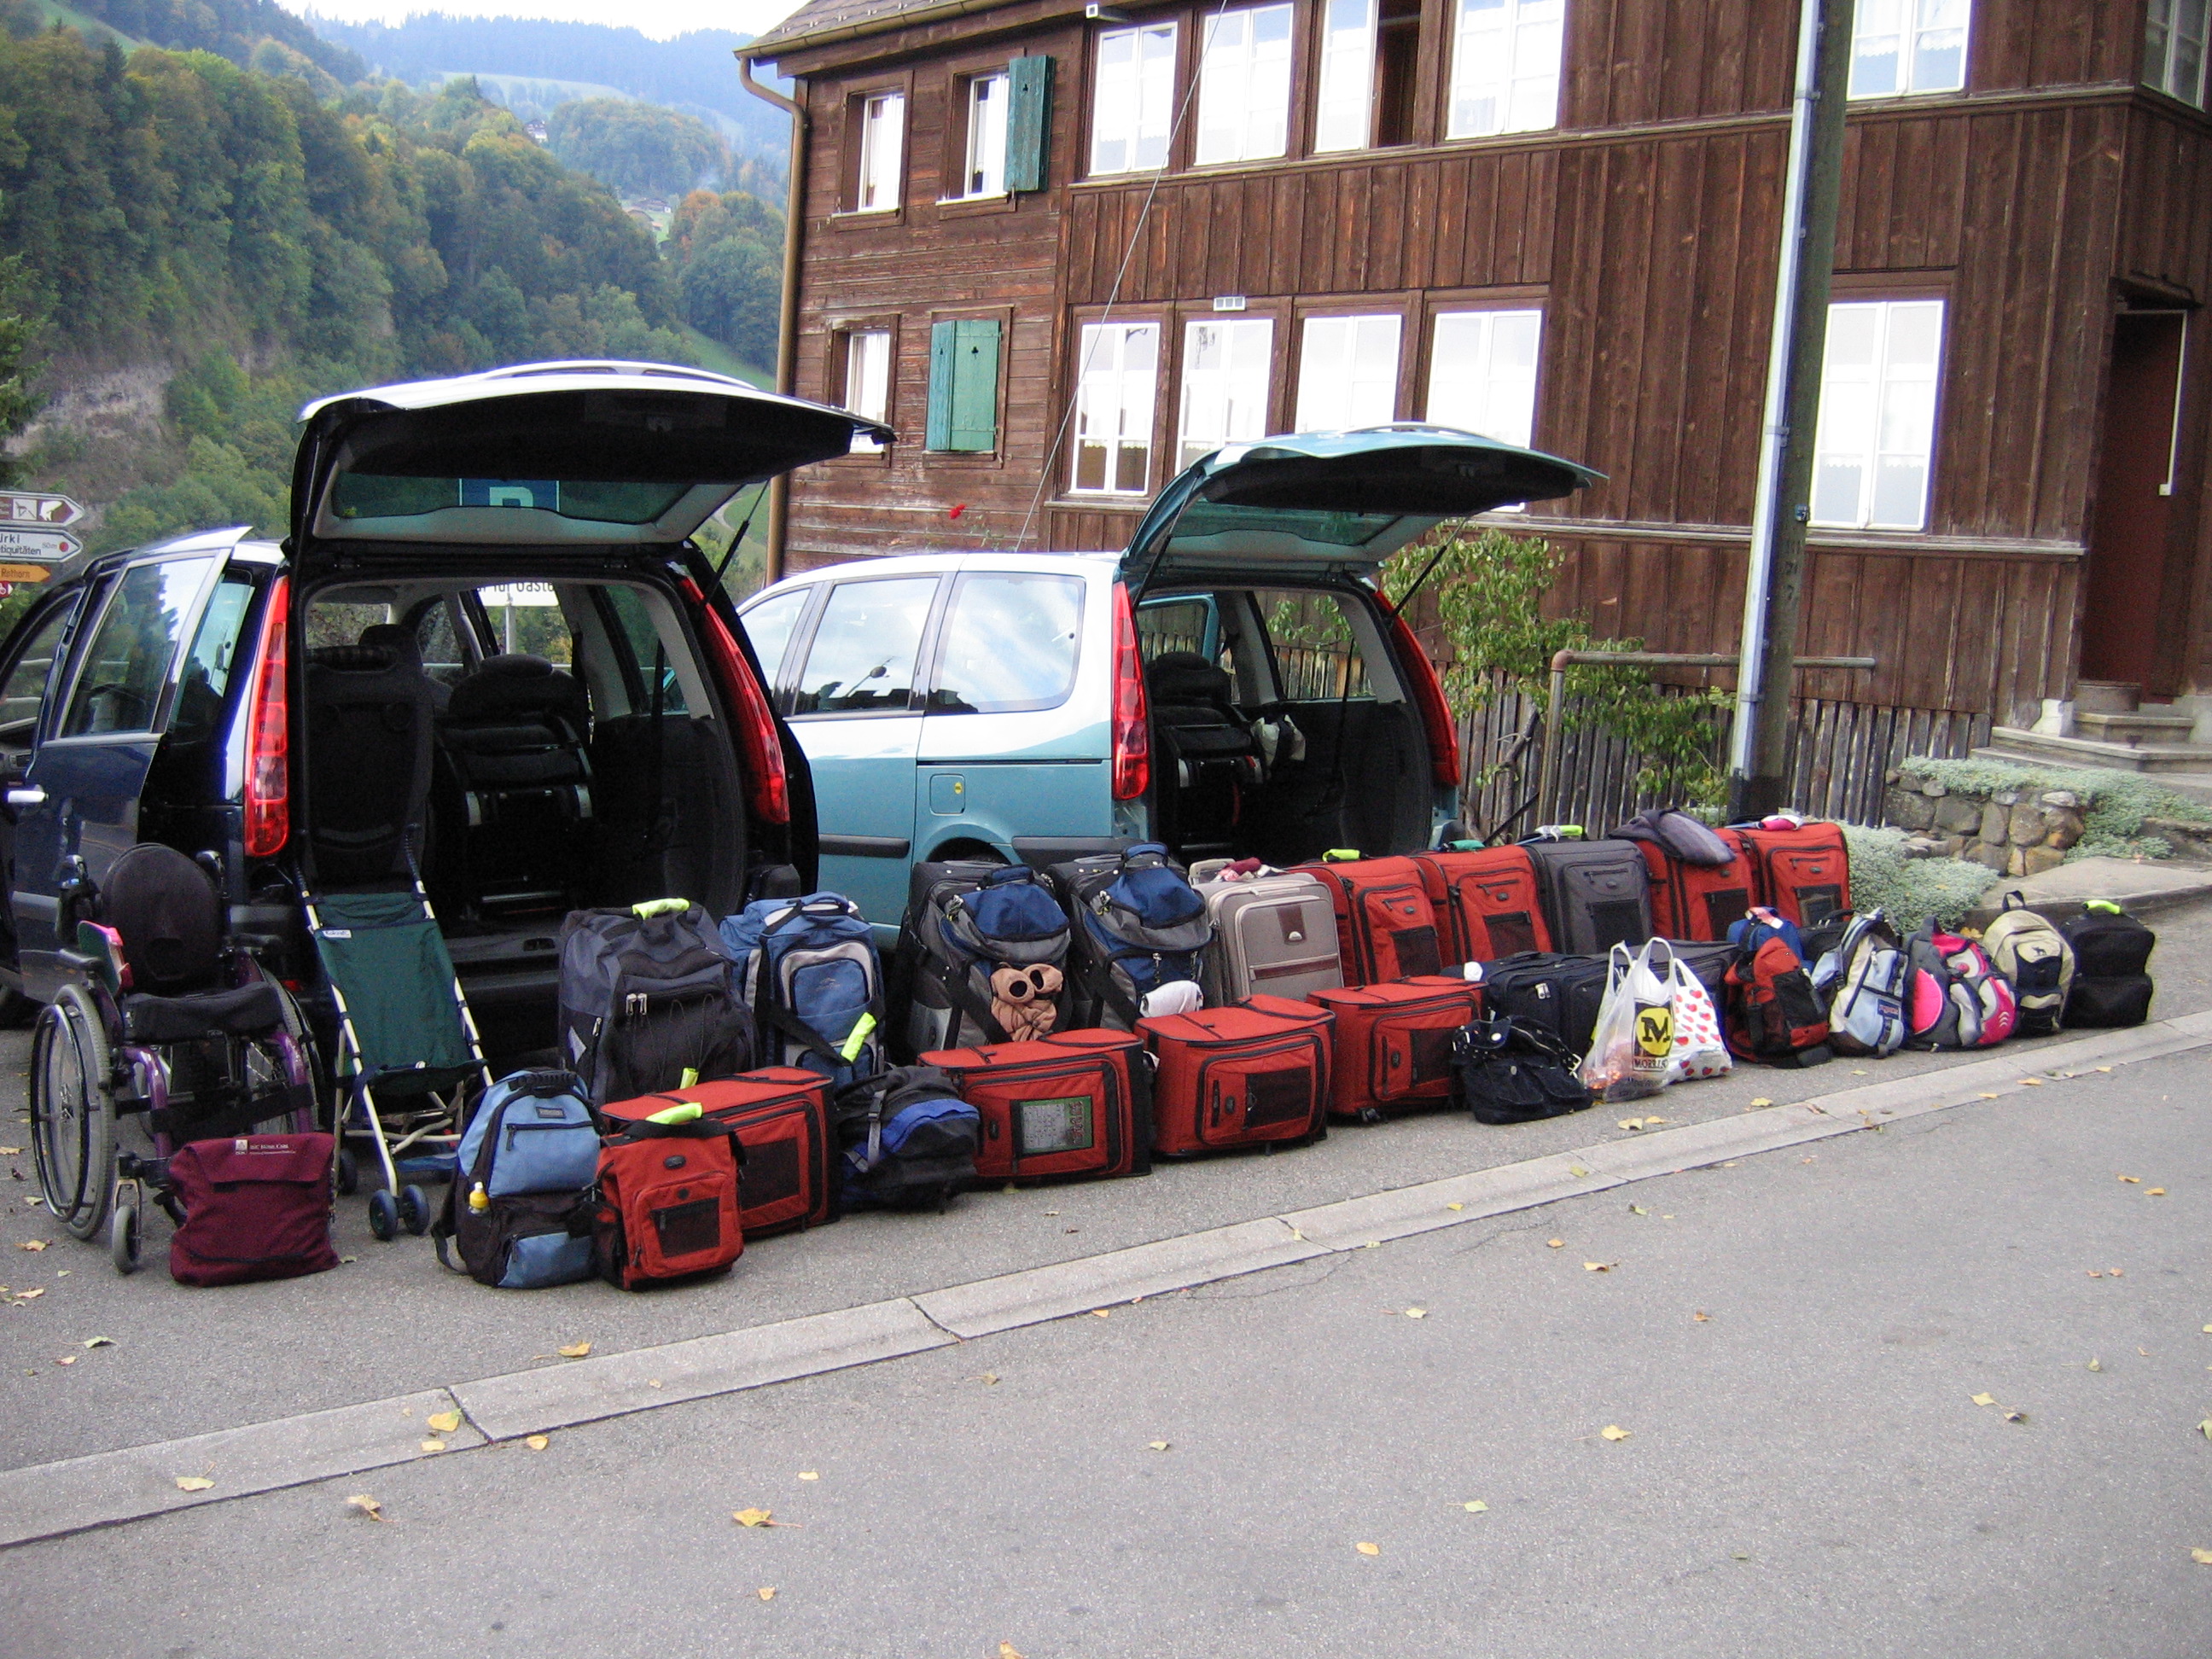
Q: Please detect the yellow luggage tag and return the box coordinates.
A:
[839,1012,878,1063]
[678,1067,700,1088]
[632,897,690,918]
[645,1101,703,1126]
[1322,848,1362,863]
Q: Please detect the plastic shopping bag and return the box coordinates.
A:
[1578,942,1675,1103]
[1658,940,1732,1083]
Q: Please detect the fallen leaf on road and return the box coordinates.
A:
[1978,1092,2000,1100]
[1356,1541,1380,1556]
[1405,1307,1427,1318]
[1148,1441,1170,1452]
[174,1476,213,1492]
[1000,1644,1024,1658]
[2004,1410,2029,1423]
[2096,1066,2113,1073]
[1851,1068,1868,1075]
[14,1285,41,1299]
[0,1146,18,1155]
[1464,1500,1488,1512]
[1446,1202,1464,1212]
[1584,1261,1614,1272]
[426,1411,461,1435]
[799,1471,819,1481]
[2197,1419,2212,1441]
[1970,1394,1996,1406]
[734,1508,773,1527]
[2087,1359,2103,1372]
[2118,1175,2141,1184]
[982,1373,999,1385]
[1289,1228,1305,1240]
[1645,1116,1668,1125]
[1091,1309,1110,1318]
[1629,1204,1648,1215]
[758,1586,776,1601]
[2203,1325,2212,1335]
[2111,1269,2126,1277]
[1749,1097,1773,1109]
[1547,1238,1564,1249]
[2193,1550,2212,1567]
[419,1440,445,1453]
[346,1494,388,1522]
[1600,1425,1632,1441]
[525,1435,550,1452]
[16,1239,46,1251]
[1617,1117,1644,1131]
[82,1336,114,1350]
[2020,1078,2044,1086]
[55,1354,74,1365]
[2149,1188,2167,1196]
[1693,1311,1710,1322]
[556,1342,591,1359]
[1568,1165,1589,1178]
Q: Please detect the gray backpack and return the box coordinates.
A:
[556,899,753,1104]
[1982,894,2075,1037]
[1812,911,1910,1057]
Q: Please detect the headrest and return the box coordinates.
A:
[1145,650,1234,705]
[447,654,587,725]
[307,643,396,672]
[358,623,423,670]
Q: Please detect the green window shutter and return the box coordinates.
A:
[947,318,1001,452]
[926,320,958,450]
[1006,55,1052,194]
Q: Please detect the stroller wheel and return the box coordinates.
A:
[397,1185,431,1237]
[109,1187,142,1275]
[337,1148,358,1196]
[368,1189,400,1242]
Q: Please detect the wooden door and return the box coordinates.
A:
[2081,311,2186,690]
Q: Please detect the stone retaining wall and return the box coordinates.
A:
[1881,767,2084,876]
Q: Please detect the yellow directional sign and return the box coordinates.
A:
[0,563,51,583]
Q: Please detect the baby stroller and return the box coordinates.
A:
[29,842,318,1273]
[297,628,491,1241]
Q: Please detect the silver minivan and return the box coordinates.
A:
[739,426,1595,937]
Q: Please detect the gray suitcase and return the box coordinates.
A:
[1523,838,1654,957]
[1191,864,1343,1005]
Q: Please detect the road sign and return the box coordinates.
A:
[0,527,79,562]
[0,492,82,528]
[0,563,51,583]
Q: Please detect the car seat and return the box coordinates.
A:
[433,654,594,915]
[1144,651,1264,859]
[302,637,436,886]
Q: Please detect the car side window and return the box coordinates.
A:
[1136,596,1221,667]
[738,587,810,690]
[414,598,473,696]
[789,577,937,717]
[601,585,689,716]
[168,571,257,742]
[0,597,79,743]
[58,557,218,738]
[1254,588,1371,701]
[926,573,1085,713]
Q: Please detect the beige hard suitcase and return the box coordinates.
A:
[1190,861,1343,1006]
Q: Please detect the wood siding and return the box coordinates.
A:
[771,0,2212,719]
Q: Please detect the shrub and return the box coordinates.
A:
[1903,756,2209,862]
[1842,824,1994,930]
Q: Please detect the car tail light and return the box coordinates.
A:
[1386,603,1462,790]
[242,576,290,858]
[683,579,790,825]
[1110,582,1150,802]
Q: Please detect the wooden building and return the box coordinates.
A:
[742,0,2212,768]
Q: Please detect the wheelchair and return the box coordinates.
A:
[29,841,319,1273]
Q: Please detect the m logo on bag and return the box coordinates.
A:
[1634,1004,1674,1058]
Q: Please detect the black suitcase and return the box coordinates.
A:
[1522,839,1654,956]
[2058,903,2156,1027]
[1478,952,1611,1065]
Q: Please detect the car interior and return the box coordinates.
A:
[300,577,749,1057]
[1136,583,1434,868]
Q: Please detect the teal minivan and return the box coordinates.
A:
[737,426,1596,938]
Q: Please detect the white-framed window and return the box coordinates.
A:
[1179,317,1274,468]
[1427,309,1541,446]
[854,91,905,212]
[1295,314,1401,431]
[1091,23,1179,175]
[956,71,1011,197]
[1073,322,1160,493]
[1314,0,1378,152]
[2146,0,2209,107]
[1810,299,1945,531]
[842,329,892,452]
[1848,0,1970,99]
[1196,4,1294,166]
[1447,0,1563,139]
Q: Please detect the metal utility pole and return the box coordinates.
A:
[1726,0,1855,822]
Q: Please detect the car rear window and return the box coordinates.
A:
[926,573,1085,713]
[59,557,218,737]
[329,476,693,526]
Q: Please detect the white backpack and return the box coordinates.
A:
[1813,911,1911,1057]
[1982,894,2075,1037]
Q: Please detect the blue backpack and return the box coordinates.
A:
[1052,844,1215,1028]
[433,1070,599,1288]
[1728,905,1807,965]
[722,893,885,1091]
[832,1066,981,1210]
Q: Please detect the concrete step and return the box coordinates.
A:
[1963,853,2212,930]
[2073,708,2200,745]
[1977,729,2212,775]
[2073,678,2141,715]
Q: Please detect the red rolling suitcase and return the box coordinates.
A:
[600,1068,836,1239]
[1309,976,1479,1121]
[1632,830,1757,941]
[1734,821,1851,928]
[920,1028,1150,1182]
[1411,847,1551,964]
[1138,994,1333,1155]
[1290,856,1444,985]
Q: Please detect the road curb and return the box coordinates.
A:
[8,1012,2208,1548]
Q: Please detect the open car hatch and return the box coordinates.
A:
[292,360,892,550]
[1120,425,1600,596]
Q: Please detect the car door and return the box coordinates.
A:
[13,554,221,996]
[914,568,1107,867]
[0,590,88,985]
[782,572,943,929]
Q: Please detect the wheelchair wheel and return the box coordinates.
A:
[109,1185,143,1275]
[397,1185,431,1237]
[368,1189,399,1241]
[336,1147,358,1196]
[30,983,115,1241]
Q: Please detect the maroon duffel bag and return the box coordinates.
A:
[167,1132,340,1287]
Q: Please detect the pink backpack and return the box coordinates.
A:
[1904,928,2017,1049]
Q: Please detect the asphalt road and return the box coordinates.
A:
[6,1016,2209,1655]
[7,896,2211,1475]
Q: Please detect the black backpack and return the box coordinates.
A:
[2058,901,2156,1027]
[1478,952,1612,1065]
[893,861,1073,1057]
[556,900,754,1104]
[1048,844,1215,1029]
[1452,1016,1592,1125]
[832,1066,981,1210]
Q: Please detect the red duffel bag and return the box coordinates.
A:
[1138,994,1333,1156]
[601,1068,835,1240]
[922,1027,1150,1183]
[167,1132,339,1287]
[1309,975,1479,1122]
[593,1114,746,1289]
